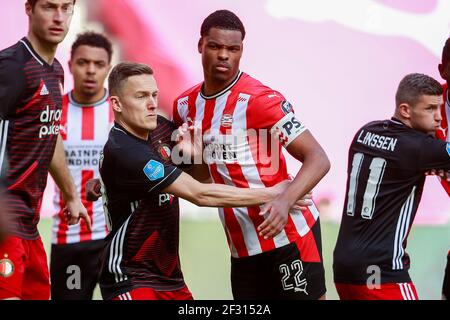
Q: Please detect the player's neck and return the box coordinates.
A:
[393,112,412,128]
[116,120,149,141]
[72,88,107,106]
[202,71,240,96]
[26,33,58,65]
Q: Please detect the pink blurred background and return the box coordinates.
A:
[2,0,449,224]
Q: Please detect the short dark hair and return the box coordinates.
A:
[27,0,76,9]
[109,62,154,96]
[442,37,450,66]
[200,10,246,40]
[395,73,443,107]
[71,32,113,63]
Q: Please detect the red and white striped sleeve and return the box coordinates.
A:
[247,91,307,148]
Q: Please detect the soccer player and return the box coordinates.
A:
[333,73,449,300]
[99,62,297,300]
[436,37,450,300]
[50,32,112,300]
[0,0,90,300]
[172,10,330,300]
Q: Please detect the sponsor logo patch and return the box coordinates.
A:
[447,143,450,156]
[281,100,294,115]
[159,193,175,206]
[0,257,14,278]
[40,83,49,96]
[143,159,165,181]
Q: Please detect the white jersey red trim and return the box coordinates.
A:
[173,72,320,258]
[51,90,112,244]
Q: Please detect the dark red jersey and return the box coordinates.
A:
[99,117,185,300]
[334,118,450,284]
[0,38,64,239]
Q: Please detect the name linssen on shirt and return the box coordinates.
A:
[357,130,398,152]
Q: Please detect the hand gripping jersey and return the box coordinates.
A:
[173,71,321,260]
[333,118,450,284]
[0,38,64,239]
[51,91,112,244]
[99,117,184,300]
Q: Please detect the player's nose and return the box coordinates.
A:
[147,98,157,109]
[217,48,229,60]
[53,9,65,23]
[87,63,96,74]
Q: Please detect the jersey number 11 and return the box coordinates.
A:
[346,153,387,219]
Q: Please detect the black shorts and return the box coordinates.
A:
[231,221,326,300]
[50,239,105,300]
[443,252,450,300]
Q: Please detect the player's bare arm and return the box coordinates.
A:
[162,171,289,208]
[49,133,91,230]
[258,130,330,239]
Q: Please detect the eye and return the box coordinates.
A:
[62,4,74,13]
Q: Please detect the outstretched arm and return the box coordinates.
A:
[162,171,287,208]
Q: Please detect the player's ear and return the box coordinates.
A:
[110,96,122,113]
[68,60,73,74]
[198,38,203,54]
[438,63,447,80]
[438,63,444,78]
[398,103,411,119]
[25,2,32,17]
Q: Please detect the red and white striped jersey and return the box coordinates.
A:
[173,72,321,258]
[436,83,450,195]
[51,91,112,244]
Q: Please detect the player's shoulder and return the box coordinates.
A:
[107,125,139,148]
[174,82,203,103]
[157,114,176,131]
[106,126,157,162]
[361,118,423,138]
[52,57,64,75]
[238,73,286,103]
[359,118,440,154]
[0,40,26,74]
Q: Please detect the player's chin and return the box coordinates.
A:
[45,31,68,44]
[44,35,66,45]
[146,118,158,130]
[212,71,232,81]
